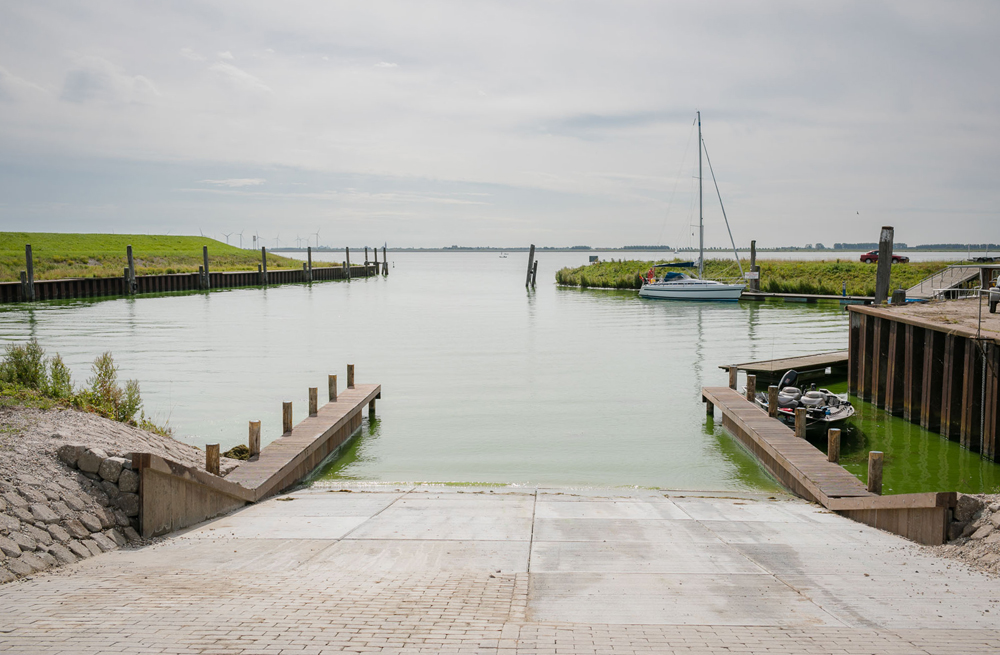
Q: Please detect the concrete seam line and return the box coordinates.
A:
[526,488,538,573]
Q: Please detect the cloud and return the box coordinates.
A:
[59,56,159,104]
[217,51,234,60]
[208,61,271,93]
[199,178,266,187]
[374,62,398,68]
[0,65,46,101]
[179,48,205,61]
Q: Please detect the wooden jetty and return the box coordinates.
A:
[721,350,848,385]
[703,386,955,545]
[741,291,873,304]
[848,299,1000,461]
[133,369,380,537]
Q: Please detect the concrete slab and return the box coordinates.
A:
[179,515,369,539]
[533,518,722,543]
[535,499,690,520]
[529,540,766,574]
[672,496,809,522]
[303,539,530,573]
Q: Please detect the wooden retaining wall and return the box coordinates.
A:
[133,381,381,538]
[848,305,1000,461]
[0,264,380,304]
[703,386,955,545]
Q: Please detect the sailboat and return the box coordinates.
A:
[639,112,745,302]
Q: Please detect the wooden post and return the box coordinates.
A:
[748,241,759,292]
[328,374,338,401]
[531,260,538,287]
[347,364,355,388]
[745,374,756,402]
[365,247,369,265]
[369,398,376,418]
[309,387,318,416]
[302,262,308,281]
[24,245,35,301]
[248,420,261,457]
[873,226,894,304]
[282,401,292,434]
[126,245,135,294]
[206,444,220,475]
[374,246,379,270]
[794,407,807,438]
[867,451,883,494]
[307,246,313,282]
[383,246,388,275]
[525,244,536,288]
[705,398,714,416]
[768,385,778,418]
[827,428,841,463]
[123,267,130,295]
[891,289,906,305]
[345,247,351,279]
[19,271,27,302]
[261,247,268,285]
[202,245,210,290]
[728,366,738,390]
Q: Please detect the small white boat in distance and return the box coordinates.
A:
[639,270,744,301]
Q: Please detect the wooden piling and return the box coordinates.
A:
[202,246,210,290]
[745,374,756,402]
[282,401,293,434]
[307,247,313,282]
[748,240,759,292]
[261,247,268,285]
[867,451,883,495]
[768,385,778,418]
[248,420,261,457]
[308,387,318,416]
[531,260,538,287]
[19,271,27,302]
[365,247,369,265]
[126,245,135,294]
[873,226,894,304]
[329,374,338,401]
[24,245,35,301]
[345,247,351,279]
[374,246,379,270]
[794,408,806,438]
[728,366,738,390]
[827,428,840,463]
[347,364,355,389]
[206,444,220,475]
[525,244,536,288]
[382,246,388,275]
[705,398,714,416]
[369,398,376,418]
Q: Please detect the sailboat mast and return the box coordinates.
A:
[697,111,704,279]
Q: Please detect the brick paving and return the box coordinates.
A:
[1,486,999,654]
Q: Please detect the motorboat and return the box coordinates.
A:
[751,369,855,432]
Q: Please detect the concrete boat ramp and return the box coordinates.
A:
[2,485,999,654]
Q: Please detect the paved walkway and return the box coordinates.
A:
[2,485,999,654]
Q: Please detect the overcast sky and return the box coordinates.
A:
[1,1,998,248]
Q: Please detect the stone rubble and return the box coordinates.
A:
[933,493,1000,575]
[1,405,239,584]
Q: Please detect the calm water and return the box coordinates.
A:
[1,252,997,493]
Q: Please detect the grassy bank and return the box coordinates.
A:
[556,258,954,296]
[0,232,312,282]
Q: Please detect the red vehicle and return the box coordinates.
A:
[860,250,909,264]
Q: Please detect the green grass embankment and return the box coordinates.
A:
[556,258,954,296]
[0,233,313,282]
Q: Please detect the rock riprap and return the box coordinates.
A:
[937,493,1000,574]
[0,445,142,583]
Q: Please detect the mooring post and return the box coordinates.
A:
[827,428,841,464]
[382,246,388,275]
[307,246,313,282]
[525,244,536,288]
[345,247,351,279]
[123,267,130,295]
[302,262,308,281]
[374,246,379,272]
[202,246,210,290]
[768,385,779,418]
[126,245,136,294]
[745,374,756,402]
[24,244,35,301]
[347,364,355,389]
[748,240,759,292]
[531,260,539,287]
[19,271,27,302]
[842,281,847,297]
[794,407,807,438]
[728,366,738,390]
[309,387,318,416]
[261,247,268,285]
[365,247,369,266]
[206,444,220,475]
[867,451,883,494]
[873,226,894,304]
[891,289,906,305]
[282,401,293,434]
[328,374,338,401]
[248,420,261,457]
[369,398,376,418]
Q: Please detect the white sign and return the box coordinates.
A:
[745,271,760,280]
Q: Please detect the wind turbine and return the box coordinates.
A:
[314,228,321,248]
[295,235,302,249]
[238,230,245,249]
[274,234,281,248]
[222,232,233,245]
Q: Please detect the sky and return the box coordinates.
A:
[0,1,998,249]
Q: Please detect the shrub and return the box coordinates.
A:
[48,354,74,398]
[0,339,48,390]
[84,351,143,424]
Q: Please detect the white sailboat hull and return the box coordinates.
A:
[639,279,744,301]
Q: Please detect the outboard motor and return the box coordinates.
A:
[777,370,799,389]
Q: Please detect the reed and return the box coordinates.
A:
[556,258,954,296]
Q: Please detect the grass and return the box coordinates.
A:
[556,258,955,296]
[0,232,321,282]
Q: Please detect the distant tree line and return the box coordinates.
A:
[834,242,909,250]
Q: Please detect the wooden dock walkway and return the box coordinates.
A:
[135,376,381,537]
[720,350,848,384]
[741,291,873,304]
[702,386,955,544]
